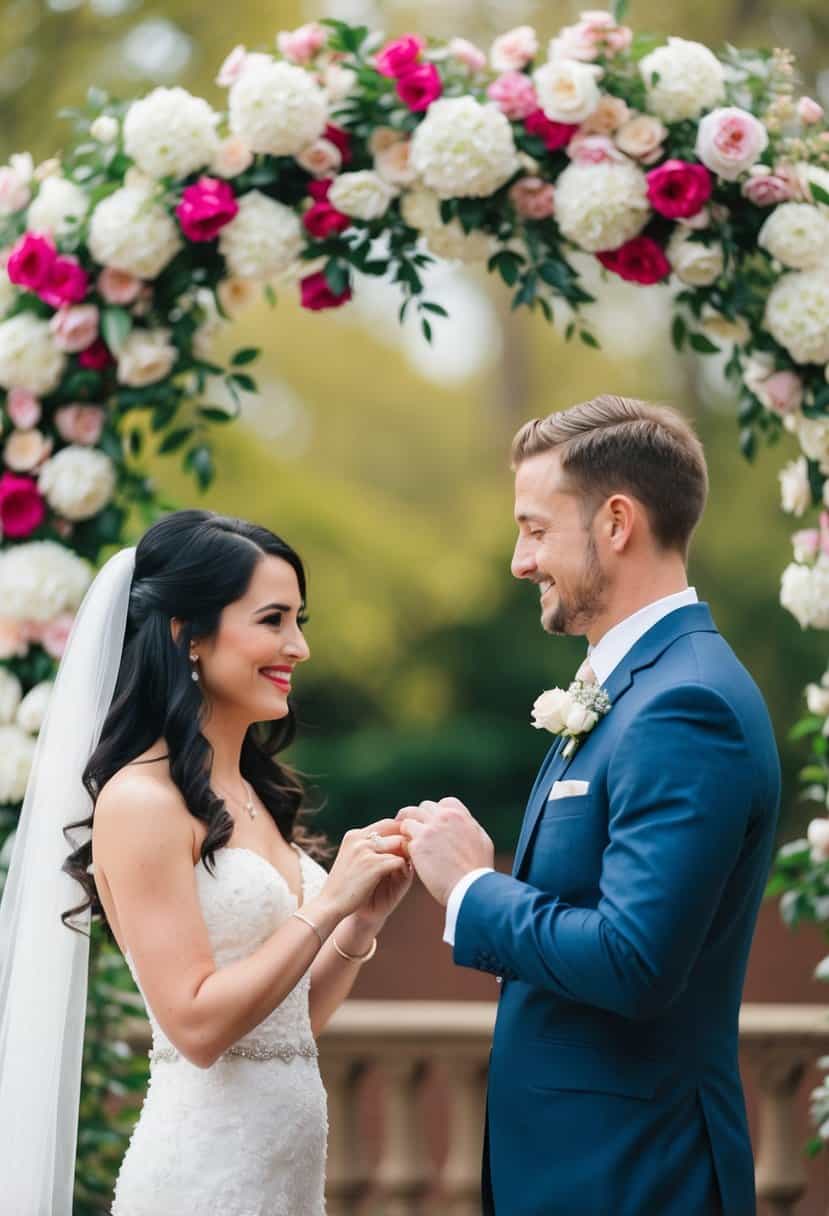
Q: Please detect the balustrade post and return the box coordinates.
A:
[748,1045,808,1216]
[323,1054,370,1216]
[375,1054,432,1216]
[441,1056,488,1216]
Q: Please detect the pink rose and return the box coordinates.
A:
[176,177,239,243]
[0,167,30,215]
[490,26,538,73]
[524,110,579,152]
[39,612,75,659]
[323,124,353,167]
[78,338,113,370]
[374,35,425,79]
[216,45,248,88]
[551,13,632,62]
[0,617,29,660]
[597,236,671,285]
[299,271,352,311]
[695,107,769,181]
[792,528,820,560]
[54,404,106,446]
[40,256,88,308]
[0,472,46,538]
[375,140,417,186]
[277,23,326,65]
[741,171,794,207]
[396,63,442,112]
[447,38,487,73]
[487,72,538,121]
[580,95,630,136]
[509,176,555,220]
[614,114,666,163]
[7,232,56,294]
[568,133,626,165]
[297,139,342,178]
[759,370,803,415]
[212,136,254,179]
[3,428,52,473]
[49,303,99,353]
[97,267,142,305]
[798,97,824,125]
[6,388,41,429]
[646,159,712,219]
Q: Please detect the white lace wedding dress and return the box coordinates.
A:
[111,844,329,1216]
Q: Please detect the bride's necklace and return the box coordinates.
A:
[214,775,257,820]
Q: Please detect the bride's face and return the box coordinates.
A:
[193,554,310,722]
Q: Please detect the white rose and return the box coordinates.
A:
[0,725,35,803]
[531,687,573,734]
[410,97,518,199]
[807,683,829,717]
[38,447,116,521]
[780,557,829,629]
[90,115,119,144]
[88,186,182,280]
[779,457,812,516]
[328,171,397,221]
[667,227,724,286]
[0,540,92,621]
[490,26,539,73]
[0,668,22,725]
[533,60,602,125]
[764,270,829,365]
[565,702,598,734]
[700,306,751,346]
[26,176,89,238]
[0,314,65,395]
[124,87,219,179]
[321,61,358,103]
[808,817,829,861]
[0,269,16,321]
[229,58,327,156]
[639,38,725,123]
[117,327,177,386]
[758,203,829,270]
[218,190,303,280]
[554,160,649,252]
[424,220,495,263]
[400,188,442,232]
[796,416,829,472]
[15,680,53,734]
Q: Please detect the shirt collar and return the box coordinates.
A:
[587,588,699,687]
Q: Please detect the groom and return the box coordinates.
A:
[398,395,781,1216]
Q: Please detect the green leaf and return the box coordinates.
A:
[100,307,132,355]
[264,284,277,308]
[421,317,433,343]
[810,183,829,206]
[611,0,629,20]
[739,426,756,461]
[420,302,448,318]
[579,330,600,349]
[789,715,826,740]
[799,765,828,784]
[324,259,350,297]
[158,427,193,454]
[689,332,720,354]
[229,372,257,393]
[671,315,686,352]
[197,406,236,424]
[230,347,260,366]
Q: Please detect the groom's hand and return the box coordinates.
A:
[396,798,494,905]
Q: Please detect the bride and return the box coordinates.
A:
[0,508,412,1216]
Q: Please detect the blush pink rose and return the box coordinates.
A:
[374,35,425,79]
[509,176,555,220]
[49,303,100,353]
[695,107,769,181]
[6,231,56,293]
[0,167,31,215]
[277,23,326,64]
[741,171,794,207]
[39,612,75,659]
[212,136,254,179]
[216,45,248,88]
[490,27,538,73]
[297,139,342,178]
[792,528,820,560]
[646,160,712,219]
[299,271,352,311]
[78,338,113,370]
[580,95,630,136]
[176,177,239,243]
[524,110,579,151]
[0,617,29,659]
[396,63,442,111]
[97,267,143,305]
[40,256,88,308]
[3,428,52,473]
[597,236,671,285]
[0,472,46,538]
[551,13,632,62]
[6,388,41,429]
[614,114,666,163]
[447,38,487,73]
[54,404,106,445]
[798,97,824,125]
[760,370,803,415]
[568,133,626,164]
[487,72,538,120]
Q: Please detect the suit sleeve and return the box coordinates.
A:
[453,683,753,1020]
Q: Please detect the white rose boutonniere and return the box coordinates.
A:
[531,675,611,757]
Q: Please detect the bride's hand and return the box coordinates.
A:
[349,845,414,931]
[318,820,409,922]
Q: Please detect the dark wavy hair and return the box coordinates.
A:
[62,509,327,939]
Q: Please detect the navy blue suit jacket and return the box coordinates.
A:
[454,604,781,1216]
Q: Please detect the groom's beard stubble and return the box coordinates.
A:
[544,530,607,637]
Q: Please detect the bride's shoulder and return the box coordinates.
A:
[94,746,191,855]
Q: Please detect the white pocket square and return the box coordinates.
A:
[548,779,590,801]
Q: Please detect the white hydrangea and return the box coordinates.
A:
[797,163,829,212]
[229,58,327,156]
[764,269,829,365]
[0,314,66,395]
[667,228,724,286]
[410,97,519,199]
[779,456,811,515]
[38,447,116,521]
[0,668,22,726]
[0,541,91,622]
[88,186,182,280]
[758,203,829,270]
[15,680,53,735]
[781,558,829,629]
[0,725,35,804]
[123,87,219,180]
[0,269,16,320]
[218,190,303,279]
[555,160,650,252]
[639,38,725,123]
[328,171,397,221]
[26,176,89,238]
[425,219,495,262]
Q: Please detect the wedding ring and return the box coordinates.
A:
[369,831,384,849]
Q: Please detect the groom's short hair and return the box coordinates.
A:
[511,395,708,556]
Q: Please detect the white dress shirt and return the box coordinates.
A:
[442,587,699,946]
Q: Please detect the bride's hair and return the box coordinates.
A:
[62,509,327,939]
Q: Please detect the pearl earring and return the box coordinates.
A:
[190,654,199,682]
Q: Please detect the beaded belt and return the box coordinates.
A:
[149,1039,318,1065]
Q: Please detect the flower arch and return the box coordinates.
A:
[2,6,829,1166]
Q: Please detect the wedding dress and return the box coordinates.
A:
[111,843,329,1216]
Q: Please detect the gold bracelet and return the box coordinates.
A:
[331,934,377,964]
[291,910,325,946]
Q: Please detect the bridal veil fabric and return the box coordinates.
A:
[0,545,136,1215]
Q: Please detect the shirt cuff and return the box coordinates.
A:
[442,868,494,947]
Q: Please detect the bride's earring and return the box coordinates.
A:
[190,653,199,682]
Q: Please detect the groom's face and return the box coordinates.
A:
[511,450,607,636]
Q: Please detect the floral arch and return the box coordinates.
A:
[2,6,829,1176]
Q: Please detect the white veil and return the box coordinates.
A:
[0,545,136,1215]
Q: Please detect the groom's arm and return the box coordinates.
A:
[454,682,761,1020]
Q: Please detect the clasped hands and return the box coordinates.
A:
[395,797,495,906]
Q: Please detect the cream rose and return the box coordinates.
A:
[38,447,116,521]
[779,456,811,516]
[667,228,724,286]
[328,171,398,221]
[117,327,177,387]
[533,59,602,125]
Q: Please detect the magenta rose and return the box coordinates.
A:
[0,472,47,539]
[597,236,671,285]
[6,232,56,294]
[308,178,333,202]
[374,34,425,78]
[300,271,352,311]
[40,256,89,308]
[324,123,353,166]
[524,110,579,152]
[646,160,712,219]
[487,72,538,120]
[78,338,114,370]
[303,200,351,238]
[396,63,442,112]
[176,177,239,243]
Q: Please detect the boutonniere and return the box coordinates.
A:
[531,677,612,757]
